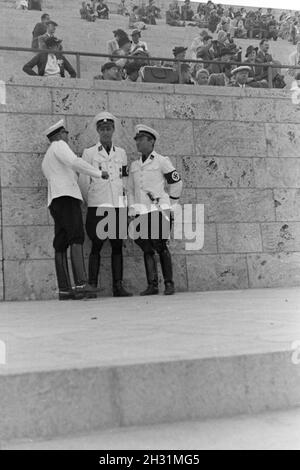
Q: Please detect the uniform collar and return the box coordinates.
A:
[140,150,157,165]
[98,143,115,155]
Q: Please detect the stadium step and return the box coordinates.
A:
[0,288,299,444]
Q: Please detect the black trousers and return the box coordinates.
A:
[49,196,84,252]
[134,211,172,255]
[85,207,126,255]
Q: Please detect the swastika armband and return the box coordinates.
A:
[122,165,129,177]
[164,170,181,184]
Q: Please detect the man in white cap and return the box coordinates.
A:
[78,112,132,297]
[42,119,109,300]
[128,124,183,296]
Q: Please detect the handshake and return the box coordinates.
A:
[101,170,109,180]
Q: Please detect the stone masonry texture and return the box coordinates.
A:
[0,79,299,300]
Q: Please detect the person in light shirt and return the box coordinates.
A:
[42,120,109,300]
[23,36,76,77]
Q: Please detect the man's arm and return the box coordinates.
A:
[161,156,183,206]
[61,55,77,78]
[54,141,107,179]
[23,54,40,75]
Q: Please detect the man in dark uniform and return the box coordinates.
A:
[128,125,183,296]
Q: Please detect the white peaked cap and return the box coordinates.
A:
[134,124,159,141]
[93,111,117,127]
[44,119,66,137]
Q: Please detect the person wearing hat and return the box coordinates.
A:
[31,13,50,49]
[208,60,233,86]
[128,125,183,296]
[190,29,209,60]
[37,19,58,50]
[78,112,132,298]
[181,0,194,22]
[42,120,109,300]
[230,65,253,87]
[130,29,148,54]
[23,36,76,77]
[99,61,122,81]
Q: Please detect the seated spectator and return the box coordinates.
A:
[177,63,193,84]
[210,47,234,74]
[130,29,148,54]
[28,0,42,10]
[125,61,142,82]
[16,0,28,9]
[181,0,194,21]
[145,0,160,25]
[107,29,130,56]
[195,35,214,68]
[208,10,220,33]
[244,45,259,76]
[97,61,122,80]
[129,6,147,30]
[230,65,267,88]
[190,29,209,60]
[117,0,129,16]
[111,36,132,69]
[208,62,233,86]
[32,13,49,49]
[38,19,58,50]
[23,37,76,78]
[80,2,97,21]
[166,1,185,27]
[96,0,109,19]
[166,46,188,71]
[255,39,281,84]
[195,68,209,85]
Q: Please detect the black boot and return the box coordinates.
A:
[88,253,100,288]
[55,251,75,300]
[159,249,175,295]
[111,252,133,297]
[70,244,99,298]
[140,252,159,296]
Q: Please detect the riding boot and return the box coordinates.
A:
[111,252,133,297]
[140,252,159,296]
[70,244,99,298]
[88,253,100,288]
[159,249,175,295]
[55,251,74,300]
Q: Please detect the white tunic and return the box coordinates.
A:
[42,140,103,207]
[128,150,183,215]
[78,143,128,208]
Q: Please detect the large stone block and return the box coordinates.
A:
[186,254,248,291]
[193,121,267,157]
[165,95,233,121]
[232,97,276,122]
[217,223,262,253]
[94,79,175,94]
[170,223,217,255]
[254,158,300,188]
[247,253,300,288]
[64,115,98,154]
[2,187,48,226]
[274,189,300,222]
[113,117,195,156]
[275,99,300,123]
[1,114,62,153]
[0,86,52,114]
[3,226,53,260]
[8,77,93,89]
[109,92,165,118]
[181,156,254,188]
[261,222,300,252]
[265,123,300,158]
[195,189,275,223]
[52,89,108,115]
[4,260,57,301]
[0,153,46,187]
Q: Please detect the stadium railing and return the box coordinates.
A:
[0,45,299,88]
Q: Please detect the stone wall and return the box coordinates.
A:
[1,77,300,300]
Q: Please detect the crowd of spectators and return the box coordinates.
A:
[21,1,300,89]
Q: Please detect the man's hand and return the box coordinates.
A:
[101,170,109,180]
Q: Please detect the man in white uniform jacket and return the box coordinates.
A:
[42,119,109,300]
[128,124,183,296]
[78,112,132,297]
